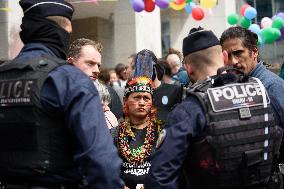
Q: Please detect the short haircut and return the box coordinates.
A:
[109,69,116,75]
[184,45,222,70]
[98,68,111,85]
[165,48,183,61]
[167,53,181,67]
[157,59,172,76]
[220,26,258,53]
[128,53,137,60]
[46,16,70,30]
[68,38,103,59]
[115,63,126,75]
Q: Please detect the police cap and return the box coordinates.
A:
[183,26,220,57]
[19,0,74,21]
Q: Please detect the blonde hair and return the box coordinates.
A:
[46,16,70,29]
[184,45,222,70]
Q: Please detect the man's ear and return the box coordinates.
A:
[67,57,74,64]
[252,47,259,62]
[223,50,229,65]
[184,63,193,76]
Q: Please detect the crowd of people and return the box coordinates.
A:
[1,0,284,189]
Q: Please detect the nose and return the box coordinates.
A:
[138,98,146,105]
[93,65,100,74]
[230,55,239,66]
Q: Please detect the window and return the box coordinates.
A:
[275,0,284,13]
[246,0,272,24]
[161,22,170,57]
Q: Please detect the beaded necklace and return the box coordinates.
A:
[118,118,156,166]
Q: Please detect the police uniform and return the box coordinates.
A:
[145,73,283,189]
[0,1,124,188]
[145,28,283,189]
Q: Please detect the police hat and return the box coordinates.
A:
[183,26,220,57]
[19,0,74,21]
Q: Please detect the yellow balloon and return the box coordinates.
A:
[200,0,217,9]
[169,2,186,11]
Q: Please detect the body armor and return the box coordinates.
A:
[186,74,283,189]
[0,57,75,180]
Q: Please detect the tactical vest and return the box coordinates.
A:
[185,76,283,189]
[0,57,75,179]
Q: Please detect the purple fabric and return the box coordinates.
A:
[134,49,156,79]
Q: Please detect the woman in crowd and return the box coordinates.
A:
[111,76,163,189]
[94,80,118,129]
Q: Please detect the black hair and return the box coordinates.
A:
[98,68,111,85]
[154,63,164,80]
[220,26,258,53]
[115,63,126,75]
[157,59,171,76]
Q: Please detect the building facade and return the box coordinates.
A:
[0,0,283,68]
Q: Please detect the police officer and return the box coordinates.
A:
[145,27,283,189]
[0,0,124,188]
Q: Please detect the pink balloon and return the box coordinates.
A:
[261,17,272,28]
[240,4,251,16]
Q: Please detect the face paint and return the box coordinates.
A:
[145,101,152,107]
[126,92,152,118]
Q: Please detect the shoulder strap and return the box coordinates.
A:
[186,80,213,135]
[0,56,65,73]
[187,91,210,130]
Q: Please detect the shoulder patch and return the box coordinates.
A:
[156,129,166,149]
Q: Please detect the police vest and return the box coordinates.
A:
[0,57,76,179]
[185,76,283,189]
